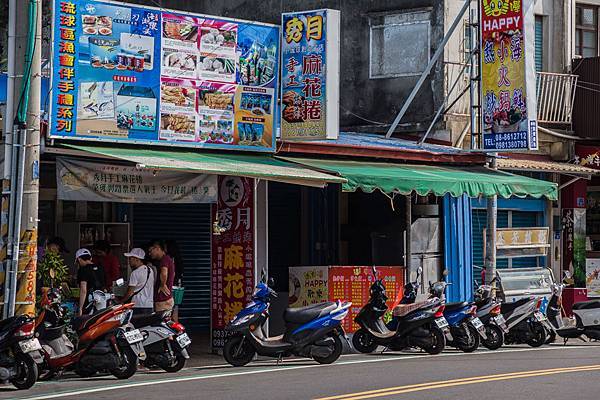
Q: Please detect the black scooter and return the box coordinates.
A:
[352,267,449,355]
[0,314,44,389]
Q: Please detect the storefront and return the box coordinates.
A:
[40,144,343,343]
[265,152,558,325]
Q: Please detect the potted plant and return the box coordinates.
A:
[37,250,68,289]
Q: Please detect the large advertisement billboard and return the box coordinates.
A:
[480,0,537,151]
[51,0,279,152]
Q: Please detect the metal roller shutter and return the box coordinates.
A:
[511,211,540,268]
[132,204,211,332]
[535,16,544,71]
[472,210,509,283]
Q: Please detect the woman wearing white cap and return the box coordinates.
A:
[124,248,155,316]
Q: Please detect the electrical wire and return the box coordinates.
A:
[14,0,38,127]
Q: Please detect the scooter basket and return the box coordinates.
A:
[172,287,184,305]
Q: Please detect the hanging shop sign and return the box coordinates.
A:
[480,0,538,151]
[574,144,600,169]
[50,0,279,152]
[586,259,600,298]
[56,158,217,203]
[211,176,254,350]
[281,9,340,141]
[493,227,550,258]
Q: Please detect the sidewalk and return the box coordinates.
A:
[185,332,227,368]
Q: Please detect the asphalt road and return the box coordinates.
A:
[2,343,600,400]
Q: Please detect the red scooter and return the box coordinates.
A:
[35,288,145,379]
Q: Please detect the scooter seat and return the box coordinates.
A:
[475,297,493,308]
[0,316,18,331]
[71,307,114,332]
[444,302,469,312]
[573,300,600,310]
[393,301,431,317]
[131,312,164,327]
[284,302,337,324]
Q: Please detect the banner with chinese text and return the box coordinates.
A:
[50,0,279,152]
[211,176,254,350]
[288,266,404,333]
[56,158,217,203]
[480,0,537,151]
[281,9,339,140]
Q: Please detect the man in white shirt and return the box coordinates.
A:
[124,248,155,316]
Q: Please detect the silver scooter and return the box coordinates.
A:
[90,284,191,372]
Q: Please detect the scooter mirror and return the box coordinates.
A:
[442,269,448,277]
[564,270,572,279]
[371,266,377,278]
[268,277,275,288]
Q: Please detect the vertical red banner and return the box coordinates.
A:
[211,176,254,350]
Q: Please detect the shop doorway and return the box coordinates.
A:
[132,203,212,332]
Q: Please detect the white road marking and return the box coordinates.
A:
[9,345,595,400]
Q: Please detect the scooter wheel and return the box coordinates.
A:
[111,348,138,379]
[545,331,557,345]
[482,324,504,351]
[423,327,446,355]
[224,335,255,367]
[10,353,38,390]
[457,324,480,353]
[352,329,378,353]
[313,333,343,364]
[526,322,547,348]
[162,352,186,373]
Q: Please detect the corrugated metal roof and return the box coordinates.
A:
[496,158,599,175]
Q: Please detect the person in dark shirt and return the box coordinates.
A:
[93,240,121,290]
[76,248,106,315]
[148,240,175,312]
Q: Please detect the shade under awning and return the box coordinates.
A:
[281,157,558,200]
[63,144,346,188]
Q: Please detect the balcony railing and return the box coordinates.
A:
[536,72,578,125]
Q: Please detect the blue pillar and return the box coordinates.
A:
[443,194,473,302]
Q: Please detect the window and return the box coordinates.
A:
[369,11,430,79]
[575,4,599,58]
[534,16,543,71]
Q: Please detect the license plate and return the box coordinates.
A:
[494,315,506,325]
[124,329,144,344]
[19,338,41,353]
[534,312,546,322]
[471,317,484,330]
[434,317,449,329]
[176,333,191,348]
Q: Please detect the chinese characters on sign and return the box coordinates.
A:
[480,0,537,150]
[56,158,217,203]
[281,9,340,140]
[50,0,279,152]
[288,266,404,333]
[494,227,550,259]
[211,176,254,350]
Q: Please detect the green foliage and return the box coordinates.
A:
[37,251,68,288]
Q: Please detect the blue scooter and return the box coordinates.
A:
[429,280,487,353]
[223,273,351,366]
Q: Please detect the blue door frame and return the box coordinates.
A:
[443,194,473,302]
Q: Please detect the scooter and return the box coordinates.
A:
[353,267,450,355]
[35,286,146,379]
[546,283,600,343]
[502,296,550,347]
[0,314,44,389]
[473,284,509,350]
[224,273,351,366]
[89,284,191,373]
[429,279,487,353]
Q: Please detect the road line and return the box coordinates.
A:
[9,345,594,400]
[315,364,600,400]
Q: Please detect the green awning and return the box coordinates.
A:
[63,144,346,188]
[281,157,558,200]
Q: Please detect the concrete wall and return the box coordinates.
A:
[119,0,448,137]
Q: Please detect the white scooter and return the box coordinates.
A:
[90,282,191,372]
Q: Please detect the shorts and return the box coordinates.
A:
[155,298,174,312]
